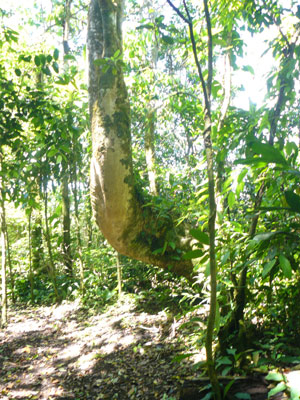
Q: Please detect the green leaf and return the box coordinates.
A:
[56,155,62,164]
[216,356,232,366]
[172,353,195,363]
[251,141,288,165]
[234,157,269,166]
[253,231,278,242]
[162,35,174,44]
[242,65,255,74]
[183,249,203,260]
[47,148,58,157]
[190,229,209,245]
[113,49,121,59]
[53,48,59,60]
[228,191,235,209]
[235,393,251,399]
[136,23,154,30]
[285,191,300,213]
[266,372,285,382]
[15,68,21,76]
[224,380,235,397]
[268,382,286,398]
[279,254,292,279]
[262,259,276,278]
[34,55,41,66]
[42,66,51,76]
[52,61,59,73]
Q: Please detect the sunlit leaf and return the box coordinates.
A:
[183,249,203,260]
[228,191,235,209]
[251,141,288,165]
[262,259,276,278]
[190,229,209,245]
[268,382,286,398]
[279,254,292,279]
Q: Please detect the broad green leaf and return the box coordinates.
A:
[262,259,276,278]
[285,191,300,213]
[190,229,209,245]
[53,48,59,60]
[216,356,232,366]
[228,191,235,209]
[42,66,51,76]
[34,55,41,66]
[265,372,284,382]
[279,254,292,279]
[221,366,232,376]
[47,148,58,157]
[253,231,278,242]
[268,382,286,398]
[183,249,203,260]
[39,54,46,65]
[237,168,248,183]
[113,49,120,59]
[169,241,176,250]
[56,155,62,164]
[251,141,288,165]
[15,68,21,76]
[52,61,59,73]
[234,157,269,166]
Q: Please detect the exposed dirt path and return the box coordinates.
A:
[0,297,197,399]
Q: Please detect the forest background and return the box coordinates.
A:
[1,0,300,398]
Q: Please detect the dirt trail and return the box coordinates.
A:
[0,297,195,399]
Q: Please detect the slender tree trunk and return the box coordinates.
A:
[61,0,73,276]
[116,253,122,298]
[0,156,7,327]
[28,212,34,303]
[72,162,85,292]
[43,179,60,303]
[216,31,232,220]
[62,170,73,276]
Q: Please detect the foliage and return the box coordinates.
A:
[1,1,300,397]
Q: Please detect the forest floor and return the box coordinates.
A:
[0,296,203,400]
[0,296,293,400]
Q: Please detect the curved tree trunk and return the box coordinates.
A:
[88,0,193,279]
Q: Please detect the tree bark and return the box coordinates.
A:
[61,0,73,276]
[0,155,7,327]
[88,0,193,279]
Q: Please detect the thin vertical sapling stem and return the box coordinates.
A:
[166,0,220,397]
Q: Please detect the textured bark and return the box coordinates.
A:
[88,0,193,278]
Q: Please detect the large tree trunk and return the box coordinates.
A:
[88,0,193,279]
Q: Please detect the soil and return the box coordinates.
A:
[0,297,289,400]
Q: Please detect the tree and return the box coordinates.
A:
[88,0,194,279]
